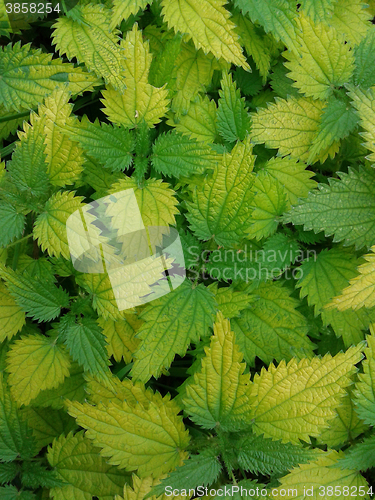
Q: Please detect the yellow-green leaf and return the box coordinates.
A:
[160,0,248,70]
[248,344,363,443]
[110,0,150,30]
[6,334,71,407]
[319,389,368,448]
[76,273,128,321]
[116,473,190,500]
[52,4,127,92]
[269,451,370,500]
[167,95,218,143]
[33,191,85,260]
[0,281,26,342]
[172,42,226,114]
[0,42,101,113]
[348,86,375,165]
[183,312,252,430]
[261,156,317,206]
[67,397,190,477]
[108,177,179,227]
[38,89,84,187]
[283,13,355,100]
[329,0,372,47]
[329,248,375,312]
[101,24,169,128]
[48,431,127,500]
[353,329,375,425]
[250,96,325,162]
[97,315,142,363]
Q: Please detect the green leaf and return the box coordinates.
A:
[60,315,110,380]
[130,280,217,383]
[283,13,355,100]
[353,29,375,88]
[335,434,375,471]
[232,14,276,84]
[30,362,86,410]
[65,116,134,172]
[47,431,127,499]
[186,137,256,246]
[148,450,222,498]
[318,389,367,448]
[231,430,320,475]
[0,373,37,461]
[284,167,375,250]
[208,283,252,319]
[148,34,182,89]
[231,281,313,366]
[233,66,263,97]
[217,72,250,143]
[182,312,252,431]
[160,0,248,69]
[270,61,300,99]
[249,344,364,443]
[151,130,219,178]
[299,0,338,22]
[354,330,375,425]
[269,450,370,500]
[0,105,28,141]
[108,176,179,227]
[172,41,225,115]
[6,334,71,407]
[20,406,77,451]
[81,157,123,197]
[0,42,100,113]
[250,96,325,162]
[37,89,84,187]
[297,248,375,347]
[233,0,299,52]
[33,190,85,260]
[0,485,36,500]
[348,86,375,165]
[0,462,18,484]
[167,95,218,143]
[328,245,375,311]
[67,397,190,478]
[6,114,50,200]
[245,171,288,240]
[101,24,169,128]
[329,0,372,47]
[110,0,150,30]
[97,314,141,364]
[76,273,129,321]
[260,156,317,206]
[0,266,70,322]
[20,461,65,489]
[52,4,127,92]
[308,97,359,164]
[0,201,26,249]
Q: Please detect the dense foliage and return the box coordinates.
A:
[1,0,375,498]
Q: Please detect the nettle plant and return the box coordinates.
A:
[1,0,375,499]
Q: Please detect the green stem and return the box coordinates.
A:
[0,110,31,125]
[7,233,33,249]
[115,363,133,380]
[0,143,15,159]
